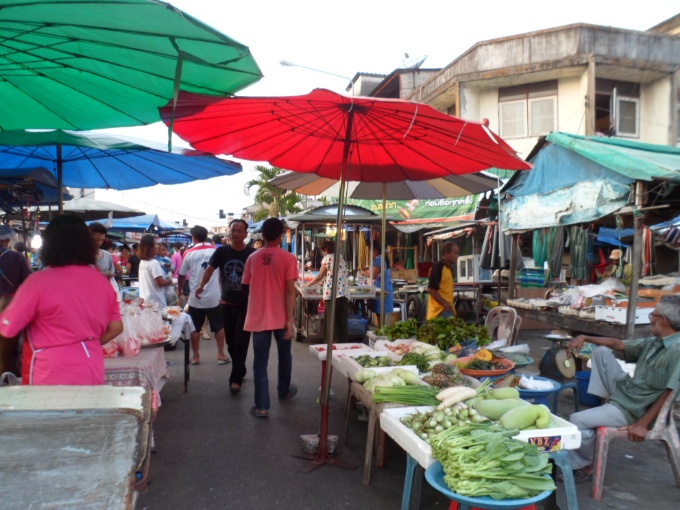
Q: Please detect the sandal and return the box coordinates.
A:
[217,358,231,365]
[250,406,268,418]
[229,383,241,394]
[190,358,200,365]
[279,384,298,401]
[557,468,593,484]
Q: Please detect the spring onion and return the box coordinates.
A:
[372,385,440,406]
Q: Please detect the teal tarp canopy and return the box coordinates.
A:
[501,133,680,232]
[546,132,680,183]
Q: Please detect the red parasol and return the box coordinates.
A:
[160,88,531,471]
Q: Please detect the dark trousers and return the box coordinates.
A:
[324,296,348,343]
[221,302,250,385]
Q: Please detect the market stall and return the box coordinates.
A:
[286,204,391,342]
[501,133,680,339]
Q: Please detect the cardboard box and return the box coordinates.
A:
[594,306,651,325]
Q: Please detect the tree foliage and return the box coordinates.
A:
[243,165,305,220]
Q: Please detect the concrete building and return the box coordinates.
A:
[349,67,442,99]
[410,18,680,157]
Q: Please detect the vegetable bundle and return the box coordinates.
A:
[431,423,556,500]
[416,316,491,351]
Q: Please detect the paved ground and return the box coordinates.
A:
[136,329,678,510]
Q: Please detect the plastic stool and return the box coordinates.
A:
[549,381,580,417]
[401,454,423,510]
[548,450,579,509]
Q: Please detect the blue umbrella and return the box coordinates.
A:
[88,214,184,234]
[0,130,242,210]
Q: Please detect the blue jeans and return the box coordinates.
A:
[252,329,292,411]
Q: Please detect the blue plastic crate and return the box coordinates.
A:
[348,318,367,338]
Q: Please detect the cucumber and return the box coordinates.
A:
[499,404,541,430]
[489,387,520,400]
[476,399,525,420]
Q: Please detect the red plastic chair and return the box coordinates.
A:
[591,386,680,500]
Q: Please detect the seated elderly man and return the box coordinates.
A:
[564,295,680,483]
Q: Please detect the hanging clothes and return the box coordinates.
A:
[569,226,589,281]
[549,227,565,280]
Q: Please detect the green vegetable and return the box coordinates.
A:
[392,369,420,385]
[430,423,556,500]
[416,316,492,350]
[354,369,377,383]
[489,387,520,400]
[475,399,525,420]
[498,404,552,430]
[375,318,419,340]
[399,352,437,373]
[372,385,440,405]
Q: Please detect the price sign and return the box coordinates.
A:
[528,435,562,452]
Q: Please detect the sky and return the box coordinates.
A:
[95,0,679,228]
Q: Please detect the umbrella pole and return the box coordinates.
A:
[57,145,64,214]
[380,184,387,327]
[301,119,356,472]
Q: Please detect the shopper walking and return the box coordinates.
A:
[242,218,299,418]
[178,225,229,365]
[198,219,255,394]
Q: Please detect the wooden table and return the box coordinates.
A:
[344,381,406,485]
[0,386,152,509]
[514,308,651,338]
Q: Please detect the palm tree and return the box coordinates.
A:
[244,165,305,220]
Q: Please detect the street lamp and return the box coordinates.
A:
[279,60,353,91]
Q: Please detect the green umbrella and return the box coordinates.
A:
[0,0,262,131]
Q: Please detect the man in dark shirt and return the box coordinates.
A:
[0,225,32,375]
[198,219,255,394]
[128,242,141,279]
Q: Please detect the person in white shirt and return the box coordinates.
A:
[177,225,229,365]
[138,234,173,307]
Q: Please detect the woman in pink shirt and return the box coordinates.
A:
[0,215,123,385]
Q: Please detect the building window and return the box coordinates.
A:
[595,79,640,138]
[499,81,557,139]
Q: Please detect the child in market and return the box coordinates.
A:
[155,242,178,305]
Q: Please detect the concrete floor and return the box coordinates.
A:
[136,329,679,510]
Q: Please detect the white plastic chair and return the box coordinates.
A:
[484,306,519,346]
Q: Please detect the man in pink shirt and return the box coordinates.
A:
[242,218,299,418]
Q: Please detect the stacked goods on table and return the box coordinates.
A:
[102,301,166,358]
[308,342,366,361]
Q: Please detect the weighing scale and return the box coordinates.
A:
[539,333,577,380]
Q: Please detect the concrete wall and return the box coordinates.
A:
[640,76,672,143]
[558,75,587,135]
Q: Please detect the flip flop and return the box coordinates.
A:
[190,358,200,365]
[557,468,593,484]
[229,383,241,394]
[250,406,268,418]
[217,359,231,365]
